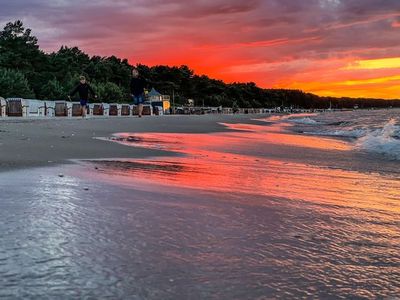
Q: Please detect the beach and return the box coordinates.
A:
[0,112,399,299]
[0,114,260,171]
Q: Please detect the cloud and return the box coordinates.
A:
[1,0,400,98]
[344,57,400,70]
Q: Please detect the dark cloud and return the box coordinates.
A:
[1,0,399,55]
[1,0,400,97]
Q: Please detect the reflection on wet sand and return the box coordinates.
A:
[1,118,398,299]
[92,123,397,213]
[107,121,351,152]
[80,121,400,298]
[88,156,400,213]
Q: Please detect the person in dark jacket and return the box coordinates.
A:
[130,68,147,117]
[69,76,97,118]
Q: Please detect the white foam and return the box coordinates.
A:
[357,119,400,160]
[307,129,366,138]
[289,117,318,125]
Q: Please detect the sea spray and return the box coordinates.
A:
[289,117,318,125]
[357,119,400,160]
[304,128,366,138]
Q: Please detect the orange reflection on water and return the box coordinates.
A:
[112,122,350,154]
[219,120,350,151]
[89,128,399,216]
[89,154,399,213]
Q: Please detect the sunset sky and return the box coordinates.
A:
[1,0,400,99]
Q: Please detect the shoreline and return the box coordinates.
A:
[0,114,269,172]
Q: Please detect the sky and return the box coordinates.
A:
[1,0,400,99]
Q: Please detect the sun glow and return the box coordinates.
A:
[344,57,400,70]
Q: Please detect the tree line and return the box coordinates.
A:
[1,20,399,109]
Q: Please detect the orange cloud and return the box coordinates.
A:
[392,21,400,28]
[344,57,400,70]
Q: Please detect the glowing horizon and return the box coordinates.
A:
[1,0,400,99]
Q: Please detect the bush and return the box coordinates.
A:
[92,81,126,103]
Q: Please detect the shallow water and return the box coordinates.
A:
[1,111,399,299]
[285,109,400,160]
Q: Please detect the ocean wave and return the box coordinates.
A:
[289,117,318,125]
[306,129,366,138]
[357,119,400,160]
[327,121,354,127]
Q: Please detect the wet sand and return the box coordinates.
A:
[1,113,399,299]
[0,114,265,171]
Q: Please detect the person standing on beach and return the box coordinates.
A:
[130,68,147,117]
[69,76,97,118]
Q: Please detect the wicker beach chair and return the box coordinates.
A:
[6,99,25,117]
[142,105,152,115]
[0,97,6,117]
[92,104,104,116]
[55,101,68,117]
[45,101,56,117]
[71,103,82,117]
[121,104,131,116]
[109,104,120,116]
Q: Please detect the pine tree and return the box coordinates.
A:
[0,68,35,98]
